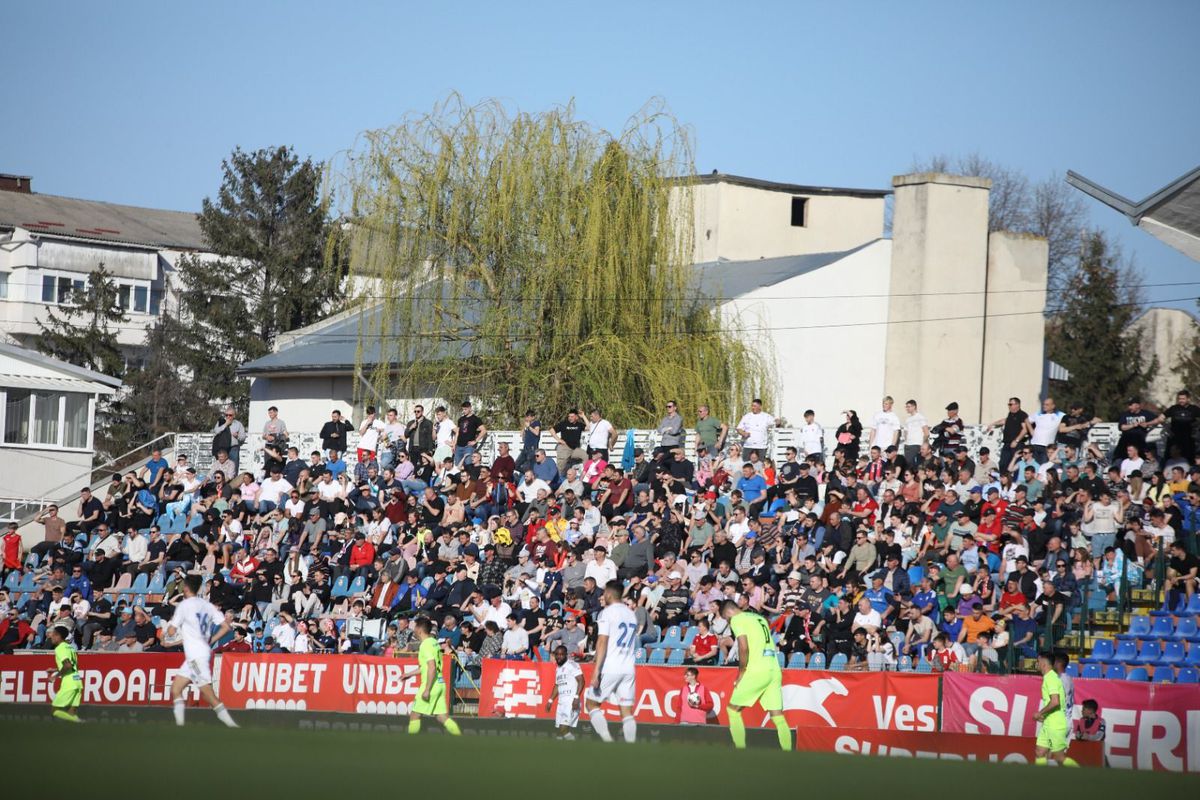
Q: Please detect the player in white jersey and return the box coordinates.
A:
[544,645,584,739]
[166,574,238,728]
[584,580,638,743]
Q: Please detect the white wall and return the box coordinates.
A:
[0,448,93,500]
[980,231,1049,423]
[1129,307,1200,408]
[720,240,892,425]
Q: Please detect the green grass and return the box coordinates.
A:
[2,715,1196,798]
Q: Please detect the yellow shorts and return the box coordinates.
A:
[730,666,783,712]
[1036,719,1068,752]
[52,677,83,709]
[411,681,446,717]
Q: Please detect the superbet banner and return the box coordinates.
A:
[217,653,448,714]
[0,653,194,706]
[794,726,1104,767]
[479,660,940,730]
[941,673,1200,772]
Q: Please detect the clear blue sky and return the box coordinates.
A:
[4,0,1197,307]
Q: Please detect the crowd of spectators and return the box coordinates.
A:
[2,391,1198,677]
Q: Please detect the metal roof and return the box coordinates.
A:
[240,244,870,377]
[0,342,122,393]
[0,190,205,250]
[1066,165,1200,262]
[685,172,891,199]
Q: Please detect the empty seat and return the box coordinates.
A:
[1103,664,1125,680]
[1150,598,1187,617]
[1064,663,1079,678]
[1186,644,1200,666]
[828,653,848,671]
[130,572,149,593]
[807,652,826,671]
[787,652,808,669]
[1187,595,1200,615]
[348,575,367,596]
[648,649,667,665]
[897,655,913,672]
[17,573,37,592]
[112,573,134,593]
[1081,663,1103,680]
[634,649,648,664]
[1173,617,1199,641]
[1144,616,1175,641]
[1156,641,1186,666]
[666,650,685,666]
[1176,666,1199,684]
[147,572,166,594]
[3,572,19,591]
[1151,666,1176,683]
[330,575,350,599]
[1118,615,1151,640]
[1125,666,1150,682]
[907,566,925,587]
[1110,640,1139,663]
[1135,640,1164,665]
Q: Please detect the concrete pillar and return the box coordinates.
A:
[980,232,1049,423]
[884,173,991,423]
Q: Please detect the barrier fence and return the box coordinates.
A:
[0,653,1195,772]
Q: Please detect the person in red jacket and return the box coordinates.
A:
[349,532,376,577]
[0,608,34,654]
[675,667,715,726]
[3,522,23,577]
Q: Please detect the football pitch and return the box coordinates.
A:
[2,713,1195,798]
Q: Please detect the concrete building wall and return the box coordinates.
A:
[683,181,886,263]
[883,173,992,423]
[980,232,1049,423]
[722,240,892,425]
[1129,307,1200,408]
[247,374,447,436]
[1,449,93,500]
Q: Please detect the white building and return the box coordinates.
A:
[0,342,121,516]
[0,173,206,358]
[240,171,1050,432]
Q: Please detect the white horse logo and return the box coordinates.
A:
[780,677,849,726]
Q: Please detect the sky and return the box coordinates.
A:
[4,0,1197,309]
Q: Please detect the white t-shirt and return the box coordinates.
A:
[905,413,928,446]
[799,422,824,455]
[123,535,148,563]
[585,558,618,586]
[1119,457,1144,479]
[170,596,223,658]
[436,419,456,449]
[381,422,406,449]
[1029,411,1063,447]
[555,659,583,698]
[871,410,902,448]
[597,603,639,676]
[587,419,615,450]
[259,476,294,506]
[518,478,551,503]
[853,608,882,631]
[272,620,296,652]
[737,412,775,449]
[317,479,341,501]
[358,418,384,453]
[502,626,530,655]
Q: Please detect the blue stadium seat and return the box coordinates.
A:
[807,652,826,670]
[681,627,698,647]
[1102,664,1125,680]
[3,572,19,591]
[635,649,648,664]
[147,572,166,594]
[787,652,807,669]
[1081,663,1103,680]
[648,649,667,665]
[348,575,367,596]
[667,650,685,666]
[1118,615,1151,640]
[1187,644,1200,666]
[1155,640,1186,666]
[23,552,39,570]
[17,572,37,592]
[776,652,786,668]
[1135,640,1164,665]
[907,566,925,587]
[897,655,913,672]
[1150,597,1187,617]
[1081,638,1114,663]
[1064,663,1079,678]
[1151,666,1176,683]
[1110,640,1139,663]
[1125,666,1150,682]
[1144,616,1175,641]
[828,653,848,671]
[1176,666,1199,684]
[1173,617,1199,641]
[1187,594,1200,615]
[330,575,350,599]
[647,626,681,650]
[130,573,149,593]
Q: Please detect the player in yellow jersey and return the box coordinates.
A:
[1033,651,1074,766]
[720,600,791,750]
[46,626,82,723]
[402,617,461,736]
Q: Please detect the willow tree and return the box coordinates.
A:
[326,96,769,426]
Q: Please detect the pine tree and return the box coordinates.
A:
[35,262,127,377]
[1046,231,1156,419]
[171,145,338,414]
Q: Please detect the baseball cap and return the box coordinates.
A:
[788,570,803,581]
[945,402,959,411]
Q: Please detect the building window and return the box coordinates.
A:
[3,390,31,444]
[790,197,808,227]
[0,272,8,299]
[149,287,164,316]
[41,273,85,305]
[115,279,152,314]
[1,389,92,449]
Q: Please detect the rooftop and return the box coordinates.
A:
[1066,165,1200,262]
[686,172,891,199]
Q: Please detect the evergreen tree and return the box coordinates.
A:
[1046,231,1156,419]
[171,145,338,414]
[35,262,127,377]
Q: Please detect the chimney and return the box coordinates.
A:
[0,174,32,193]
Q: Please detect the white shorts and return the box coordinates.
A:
[585,671,636,707]
[555,696,580,728]
[179,651,213,687]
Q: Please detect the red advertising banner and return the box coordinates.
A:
[941,673,1200,772]
[479,660,939,730]
[0,653,192,706]
[794,726,1104,766]
[218,653,430,714]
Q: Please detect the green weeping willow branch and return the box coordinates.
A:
[323,94,774,426]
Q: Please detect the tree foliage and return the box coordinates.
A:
[172,145,339,414]
[1175,301,1200,398]
[1045,231,1155,418]
[35,263,127,377]
[327,96,769,426]
[911,153,1087,311]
